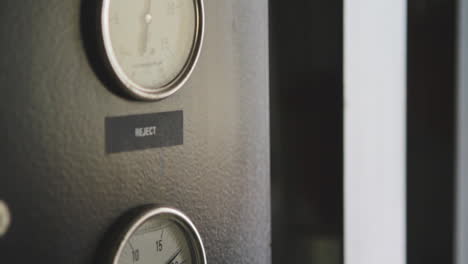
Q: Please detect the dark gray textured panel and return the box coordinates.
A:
[0,1,270,263]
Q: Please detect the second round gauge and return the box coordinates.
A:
[120,218,191,264]
[109,207,206,264]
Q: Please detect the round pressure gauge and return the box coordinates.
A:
[100,0,204,100]
[106,206,206,264]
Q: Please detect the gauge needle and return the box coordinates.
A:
[166,248,182,264]
[140,0,152,55]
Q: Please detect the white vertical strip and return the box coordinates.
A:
[456,0,468,263]
[344,1,407,264]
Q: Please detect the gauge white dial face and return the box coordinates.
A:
[118,217,193,264]
[105,0,197,89]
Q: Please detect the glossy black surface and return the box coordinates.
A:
[0,1,270,263]
[270,0,343,263]
[407,0,457,263]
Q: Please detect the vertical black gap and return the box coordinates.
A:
[269,0,343,263]
[407,0,457,263]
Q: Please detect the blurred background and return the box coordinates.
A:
[270,0,343,263]
[270,0,467,263]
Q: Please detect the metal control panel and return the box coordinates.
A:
[0,1,270,263]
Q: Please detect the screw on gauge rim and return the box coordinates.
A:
[0,200,11,237]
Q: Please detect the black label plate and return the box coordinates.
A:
[105,111,183,153]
